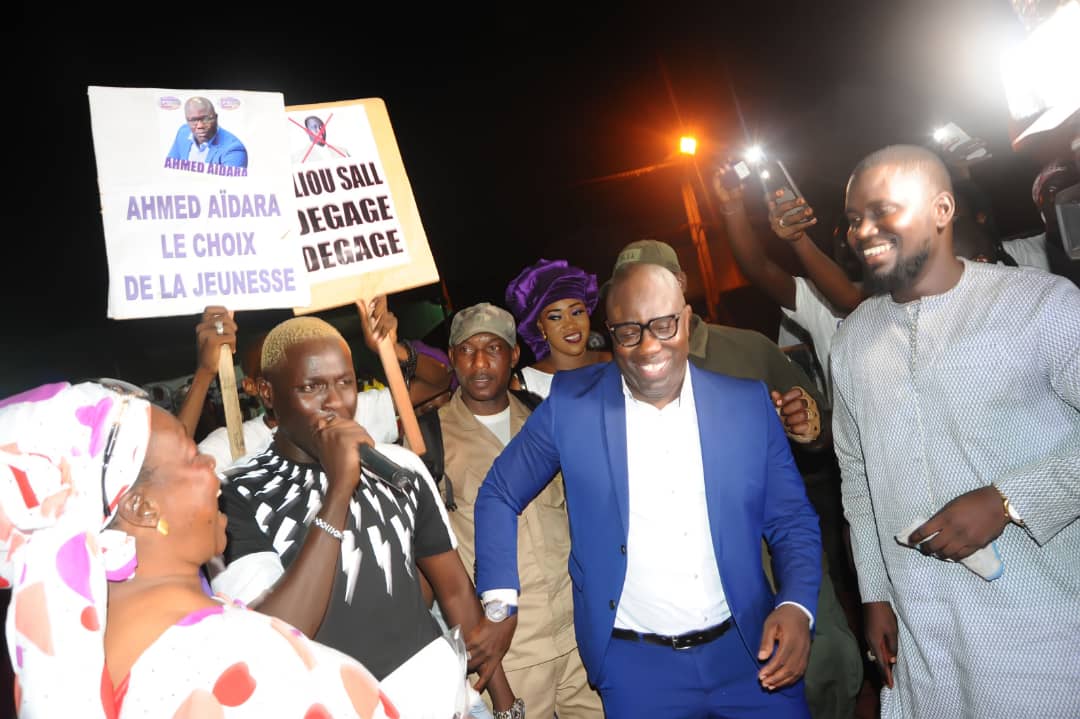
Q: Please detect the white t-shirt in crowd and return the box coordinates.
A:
[1002,233,1050,271]
[777,277,845,403]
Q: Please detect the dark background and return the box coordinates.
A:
[2,2,1043,396]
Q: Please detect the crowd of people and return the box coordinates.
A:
[3,106,1079,718]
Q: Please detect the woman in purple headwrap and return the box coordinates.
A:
[504,258,612,399]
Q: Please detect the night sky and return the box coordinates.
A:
[3,2,1042,394]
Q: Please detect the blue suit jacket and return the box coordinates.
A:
[167,124,248,167]
[475,362,822,685]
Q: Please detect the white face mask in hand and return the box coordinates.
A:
[894,519,1004,581]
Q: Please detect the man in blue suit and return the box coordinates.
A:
[166,96,248,168]
[473,262,821,717]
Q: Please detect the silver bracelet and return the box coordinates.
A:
[312,517,344,541]
[493,697,525,719]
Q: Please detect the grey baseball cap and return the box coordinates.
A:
[601,239,684,296]
[449,302,517,347]
[610,239,683,276]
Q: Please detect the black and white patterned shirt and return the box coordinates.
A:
[217,442,457,679]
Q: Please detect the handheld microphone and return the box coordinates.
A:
[359,444,418,492]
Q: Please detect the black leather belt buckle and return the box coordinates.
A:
[612,619,732,650]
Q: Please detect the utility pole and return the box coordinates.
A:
[678,137,720,322]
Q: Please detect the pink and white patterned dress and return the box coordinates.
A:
[0,382,399,718]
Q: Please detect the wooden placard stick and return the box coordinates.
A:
[217,339,247,462]
[357,299,425,455]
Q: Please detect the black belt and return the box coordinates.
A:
[611,618,733,650]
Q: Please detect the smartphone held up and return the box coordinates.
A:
[714,144,809,225]
[716,157,752,190]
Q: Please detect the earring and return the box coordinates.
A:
[156,518,170,537]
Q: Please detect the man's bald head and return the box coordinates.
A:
[604,262,691,409]
[185,96,215,116]
[183,96,219,145]
[845,144,962,301]
[849,144,953,197]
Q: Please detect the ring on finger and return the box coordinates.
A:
[214,319,224,336]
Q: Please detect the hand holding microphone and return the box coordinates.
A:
[313,411,417,496]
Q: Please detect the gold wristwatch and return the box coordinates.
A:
[993,484,1025,527]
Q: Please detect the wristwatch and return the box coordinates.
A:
[483,599,518,623]
[993,484,1025,527]
[493,697,525,719]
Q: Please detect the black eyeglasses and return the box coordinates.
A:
[187,114,217,127]
[606,313,682,348]
[91,379,150,519]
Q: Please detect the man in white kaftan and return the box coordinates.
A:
[832,144,1080,719]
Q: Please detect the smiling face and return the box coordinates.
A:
[605,263,691,409]
[141,407,226,561]
[845,162,954,299]
[537,297,591,359]
[262,337,358,463]
[449,332,519,416]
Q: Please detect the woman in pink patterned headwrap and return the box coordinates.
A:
[504,258,612,399]
[0,380,398,718]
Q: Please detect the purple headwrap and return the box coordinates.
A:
[504,258,599,360]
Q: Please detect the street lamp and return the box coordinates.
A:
[678,135,721,321]
[571,134,747,322]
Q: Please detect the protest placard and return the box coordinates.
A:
[287,98,440,452]
[89,86,309,459]
[286,98,439,313]
[88,86,309,319]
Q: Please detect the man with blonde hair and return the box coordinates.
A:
[214,316,520,716]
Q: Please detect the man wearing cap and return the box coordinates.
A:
[435,302,602,718]
[475,262,822,717]
[607,240,863,719]
[609,239,826,440]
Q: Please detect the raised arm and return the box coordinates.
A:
[176,306,236,437]
[782,231,865,315]
[766,192,865,315]
[359,295,453,406]
[713,166,799,310]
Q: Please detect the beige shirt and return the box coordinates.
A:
[438,391,577,671]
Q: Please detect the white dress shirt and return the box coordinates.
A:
[615,368,731,634]
[484,364,811,628]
